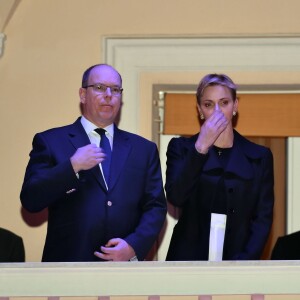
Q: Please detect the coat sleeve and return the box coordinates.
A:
[271,237,285,260]
[165,137,208,207]
[234,148,275,260]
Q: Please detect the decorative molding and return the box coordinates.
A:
[104,37,300,134]
[0,0,21,31]
[0,0,21,57]
[0,33,5,57]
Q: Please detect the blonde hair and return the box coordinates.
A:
[196,74,237,105]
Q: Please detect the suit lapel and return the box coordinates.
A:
[68,118,91,149]
[68,118,107,191]
[109,126,132,191]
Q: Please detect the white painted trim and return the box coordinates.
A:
[104,37,300,133]
[287,137,300,233]
[1,261,300,296]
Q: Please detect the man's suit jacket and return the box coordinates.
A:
[271,231,300,260]
[20,118,166,262]
[165,130,274,261]
[0,227,25,262]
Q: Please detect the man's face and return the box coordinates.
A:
[79,65,122,128]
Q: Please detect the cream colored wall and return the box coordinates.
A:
[1,0,300,262]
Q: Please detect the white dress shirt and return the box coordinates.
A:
[80,116,114,189]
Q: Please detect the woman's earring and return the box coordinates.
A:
[233,111,237,116]
[200,113,205,120]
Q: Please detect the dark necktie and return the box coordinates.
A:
[94,128,112,185]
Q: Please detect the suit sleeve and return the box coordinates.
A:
[165,137,208,207]
[124,143,167,260]
[11,236,25,262]
[20,133,80,212]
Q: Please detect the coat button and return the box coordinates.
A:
[107,201,112,206]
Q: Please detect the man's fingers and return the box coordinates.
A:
[94,251,111,261]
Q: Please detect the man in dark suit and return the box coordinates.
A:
[271,231,300,260]
[0,227,25,262]
[20,64,166,262]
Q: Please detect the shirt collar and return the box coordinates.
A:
[80,116,114,138]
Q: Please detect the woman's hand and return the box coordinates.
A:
[195,110,229,154]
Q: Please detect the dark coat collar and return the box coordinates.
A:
[189,130,267,180]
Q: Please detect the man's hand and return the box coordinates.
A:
[70,144,106,173]
[94,238,136,261]
[195,110,229,154]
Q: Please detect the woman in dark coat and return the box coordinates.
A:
[165,74,274,261]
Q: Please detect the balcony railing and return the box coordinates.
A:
[0,261,300,299]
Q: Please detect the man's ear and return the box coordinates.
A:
[79,88,86,104]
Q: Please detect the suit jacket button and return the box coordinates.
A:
[107,201,112,207]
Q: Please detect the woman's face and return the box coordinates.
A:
[197,85,238,121]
